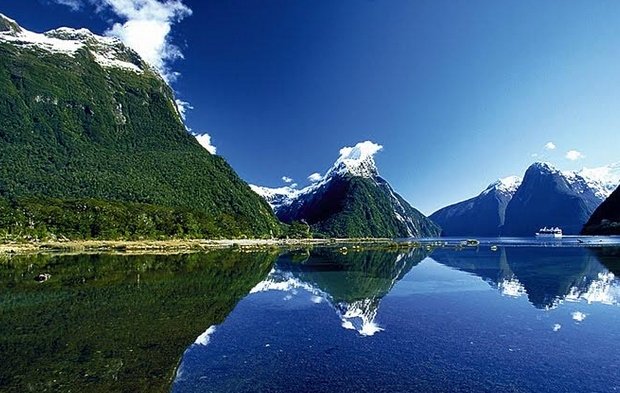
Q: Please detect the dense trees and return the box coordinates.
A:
[0,40,281,239]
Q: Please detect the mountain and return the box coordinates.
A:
[251,141,440,238]
[582,185,620,235]
[429,176,521,236]
[0,14,281,239]
[502,162,617,236]
[430,162,619,237]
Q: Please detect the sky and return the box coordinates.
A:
[2,0,620,214]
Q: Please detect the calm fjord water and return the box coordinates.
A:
[1,245,620,392]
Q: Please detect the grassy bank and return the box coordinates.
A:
[0,237,412,255]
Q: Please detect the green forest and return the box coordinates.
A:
[0,39,283,240]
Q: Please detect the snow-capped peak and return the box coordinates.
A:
[563,163,620,200]
[496,176,522,194]
[575,163,620,188]
[250,141,385,212]
[326,141,383,178]
[0,14,146,74]
[249,184,301,211]
[529,161,561,175]
[484,175,522,196]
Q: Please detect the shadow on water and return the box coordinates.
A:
[0,251,277,393]
[430,246,618,308]
[590,247,620,276]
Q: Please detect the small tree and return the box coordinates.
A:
[287,220,311,239]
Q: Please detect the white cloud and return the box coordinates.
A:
[337,141,383,162]
[308,172,322,183]
[52,0,83,11]
[52,0,192,82]
[290,183,298,189]
[552,323,562,332]
[282,176,293,183]
[193,133,217,154]
[566,150,585,161]
[544,142,556,150]
[329,141,383,177]
[102,0,192,82]
[175,99,192,121]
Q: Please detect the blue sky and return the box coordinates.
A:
[3,0,620,214]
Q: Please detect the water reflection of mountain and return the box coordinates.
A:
[252,248,428,336]
[0,251,276,393]
[430,247,619,309]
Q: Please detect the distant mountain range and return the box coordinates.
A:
[430,176,521,237]
[0,14,281,239]
[431,162,620,236]
[251,141,440,238]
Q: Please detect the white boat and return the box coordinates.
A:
[535,227,562,238]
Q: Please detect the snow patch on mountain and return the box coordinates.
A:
[482,175,522,196]
[251,140,384,211]
[381,180,417,237]
[0,22,85,55]
[91,51,143,73]
[496,176,522,194]
[565,163,620,200]
[327,141,382,178]
[249,185,301,211]
[531,161,560,173]
[524,161,617,200]
[0,13,145,74]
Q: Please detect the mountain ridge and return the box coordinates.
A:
[429,176,521,237]
[252,141,440,238]
[503,162,606,235]
[430,161,619,237]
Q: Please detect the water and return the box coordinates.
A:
[1,246,620,392]
[173,246,620,393]
[0,251,276,392]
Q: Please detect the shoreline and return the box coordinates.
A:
[1,235,619,256]
[0,238,403,255]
